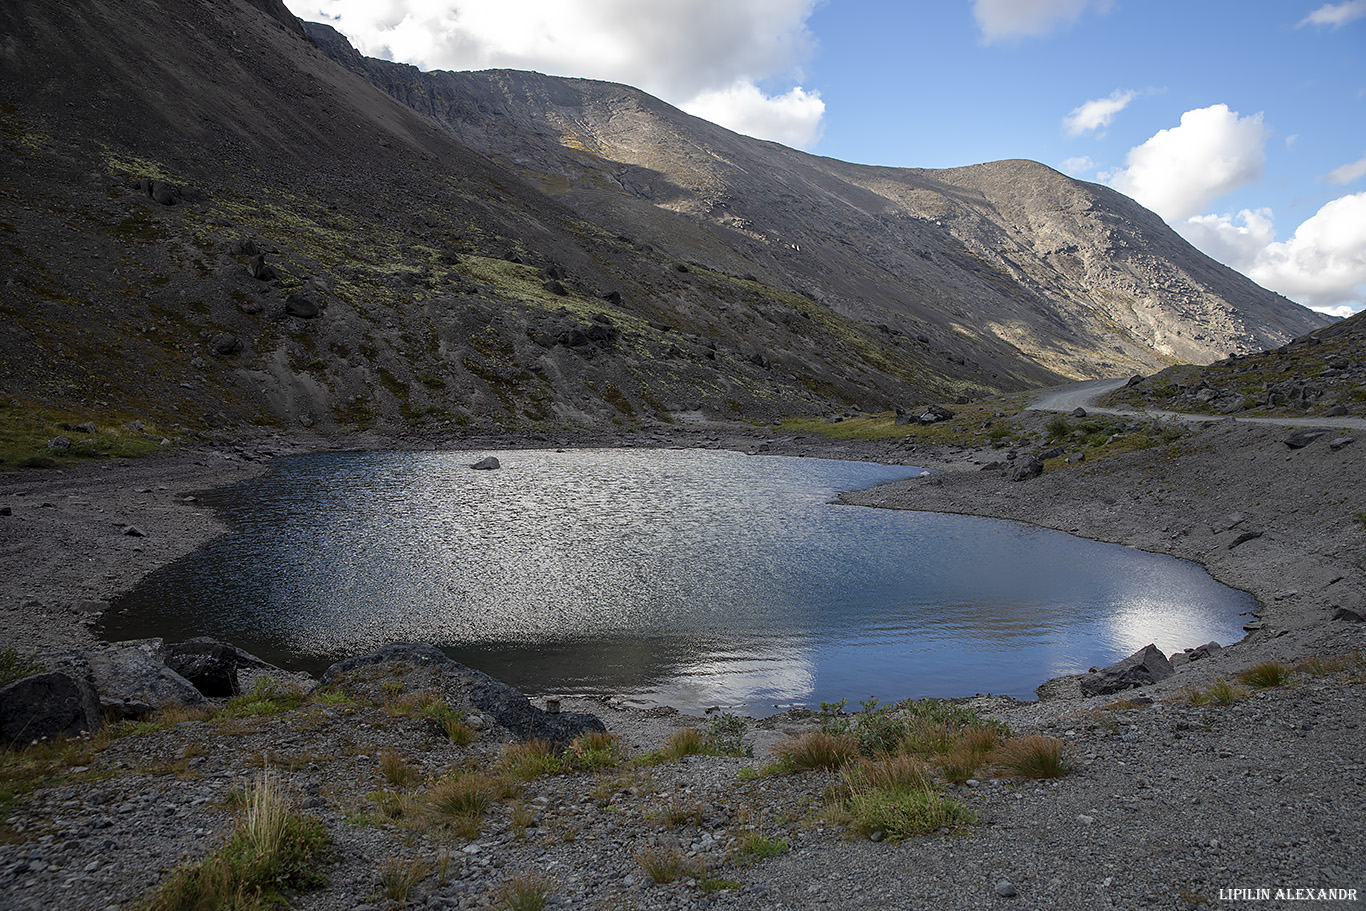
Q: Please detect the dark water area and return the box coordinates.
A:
[104,449,1254,714]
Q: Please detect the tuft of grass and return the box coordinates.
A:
[493,872,554,911]
[660,727,710,759]
[1237,661,1294,689]
[497,739,565,780]
[378,856,431,906]
[222,678,307,719]
[732,832,789,863]
[137,772,330,911]
[1295,655,1350,676]
[770,731,859,772]
[840,784,977,841]
[0,643,43,684]
[566,731,625,770]
[635,846,701,884]
[702,878,741,894]
[378,747,420,788]
[844,754,934,793]
[427,770,501,822]
[1183,680,1247,706]
[657,797,704,827]
[995,735,1071,779]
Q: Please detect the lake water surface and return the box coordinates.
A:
[104,449,1253,714]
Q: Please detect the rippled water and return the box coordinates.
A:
[104,448,1253,713]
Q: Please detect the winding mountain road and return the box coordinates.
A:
[1029,378,1366,431]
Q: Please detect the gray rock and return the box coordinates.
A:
[1072,407,1087,417]
[0,672,102,745]
[996,880,1017,897]
[47,436,72,451]
[1077,643,1173,696]
[470,456,501,470]
[210,334,242,356]
[163,638,247,697]
[317,643,604,744]
[1283,429,1328,449]
[1328,437,1354,450]
[1333,607,1363,623]
[53,644,206,713]
[246,254,278,281]
[918,405,955,424]
[1011,456,1044,482]
[284,292,321,318]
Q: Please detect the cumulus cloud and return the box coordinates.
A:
[1060,155,1096,176]
[1176,197,1366,316]
[282,0,826,147]
[684,82,825,148]
[972,0,1112,43]
[1325,152,1366,185]
[1104,104,1269,221]
[1297,0,1366,28]
[1063,89,1136,137]
[1246,193,1366,314]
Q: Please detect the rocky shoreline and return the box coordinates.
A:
[1,415,1363,910]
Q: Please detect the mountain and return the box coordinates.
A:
[0,0,1329,442]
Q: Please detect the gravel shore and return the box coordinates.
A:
[1,416,1362,910]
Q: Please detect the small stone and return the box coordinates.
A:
[1328,436,1354,450]
[470,456,501,470]
[1078,814,1095,825]
[869,830,884,842]
[122,525,145,537]
[996,880,1017,898]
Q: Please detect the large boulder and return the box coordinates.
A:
[1011,456,1044,482]
[163,637,261,697]
[1079,644,1173,696]
[0,672,102,745]
[52,642,206,719]
[1036,644,1175,700]
[318,642,605,745]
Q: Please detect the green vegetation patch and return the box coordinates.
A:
[0,397,170,469]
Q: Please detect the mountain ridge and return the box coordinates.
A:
[0,0,1331,443]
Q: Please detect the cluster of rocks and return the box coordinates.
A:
[0,640,600,750]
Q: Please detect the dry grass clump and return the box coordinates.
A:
[426,769,510,838]
[660,727,710,759]
[1182,679,1248,706]
[635,845,703,884]
[566,731,625,770]
[995,735,1071,779]
[378,856,431,906]
[378,747,420,788]
[496,739,563,780]
[493,872,554,911]
[1294,655,1351,676]
[138,771,330,911]
[1237,660,1294,689]
[770,730,859,772]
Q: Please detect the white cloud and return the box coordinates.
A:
[1060,155,1096,175]
[1298,1,1366,28]
[972,0,1112,43]
[282,0,826,147]
[683,82,825,148]
[1063,89,1136,137]
[1325,151,1366,185]
[1176,196,1366,315]
[1179,209,1276,271]
[1247,193,1366,313]
[1104,104,1269,221]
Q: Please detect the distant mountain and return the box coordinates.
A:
[309,26,1328,375]
[0,0,1330,439]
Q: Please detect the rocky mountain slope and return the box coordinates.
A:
[309,26,1328,377]
[1105,308,1366,418]
[0,0,1329,450]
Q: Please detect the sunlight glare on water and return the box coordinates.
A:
[104,448,1253,714]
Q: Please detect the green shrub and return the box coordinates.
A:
[0,644,43,684]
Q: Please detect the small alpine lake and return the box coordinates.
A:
[104,448,1253,715]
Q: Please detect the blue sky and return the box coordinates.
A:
[286,0,1366,316]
